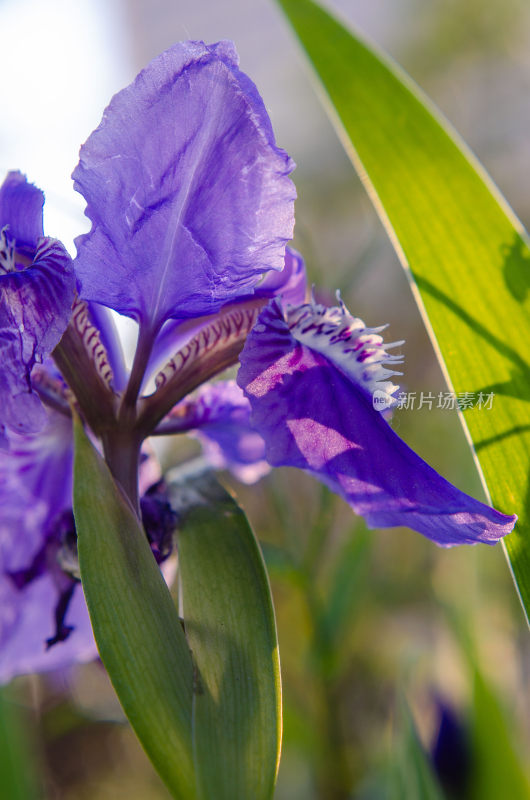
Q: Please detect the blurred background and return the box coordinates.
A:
[1,0,529,797]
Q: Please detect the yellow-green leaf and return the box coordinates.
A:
[276,0,530,619]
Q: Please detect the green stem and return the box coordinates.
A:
[101,430,143,513]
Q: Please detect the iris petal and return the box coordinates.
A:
[0,237,75,435]
[0,574,96,684]
[0,171,44,253]
[238,300,517,546]
[73,40,295,328]
[0,412,98,681]
[158,380,268,483]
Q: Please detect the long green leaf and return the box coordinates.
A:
[276,0,530,618]
[172,472,281,800]
[72,416,196,799]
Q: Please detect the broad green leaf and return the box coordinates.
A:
[0,690,39,800]
[72,416,196,799]
[172,472,281,800]
[276,0,530,618]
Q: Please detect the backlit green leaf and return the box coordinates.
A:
[276,0,530,619]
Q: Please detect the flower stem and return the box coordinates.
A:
[119,323,158,426]
[101,430,143,513]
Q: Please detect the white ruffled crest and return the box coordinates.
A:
[285,293,404,410]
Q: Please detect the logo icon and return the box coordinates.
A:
[372,390,389,411]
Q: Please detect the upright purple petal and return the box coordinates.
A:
[0,171,44,253]
[238,300,517,546]
[73,40,296,329]
[157,380,269,483]
[255,246,307,306]
[0,236,75,435]
[0,574,96,684]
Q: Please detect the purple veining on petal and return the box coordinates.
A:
[67,297,116,390]
[87,302,128,391]
[285,294,404,410]
[237,300,517,546]
[158,380,269,484]
[73,40,296,328]
[0,171,44,254]
[0,235,75,435]
[142,246,307,390]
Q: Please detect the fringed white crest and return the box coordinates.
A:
[71,297,114,389]
[155,304,261,389]
[285,294,404,410]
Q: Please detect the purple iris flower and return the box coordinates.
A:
[0,40,516,683]
[0,172,75,442]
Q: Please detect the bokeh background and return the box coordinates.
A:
[1,0,529,797]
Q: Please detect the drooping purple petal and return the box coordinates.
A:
[0,411,98,682]
[0,236,75,435]
[0,171,44,253]
[238,300,517,546]
[73,40,296,329]
[0,416,175,683]
[158,380,269,483]
[0,412,74,566]
[0,574,96,684]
